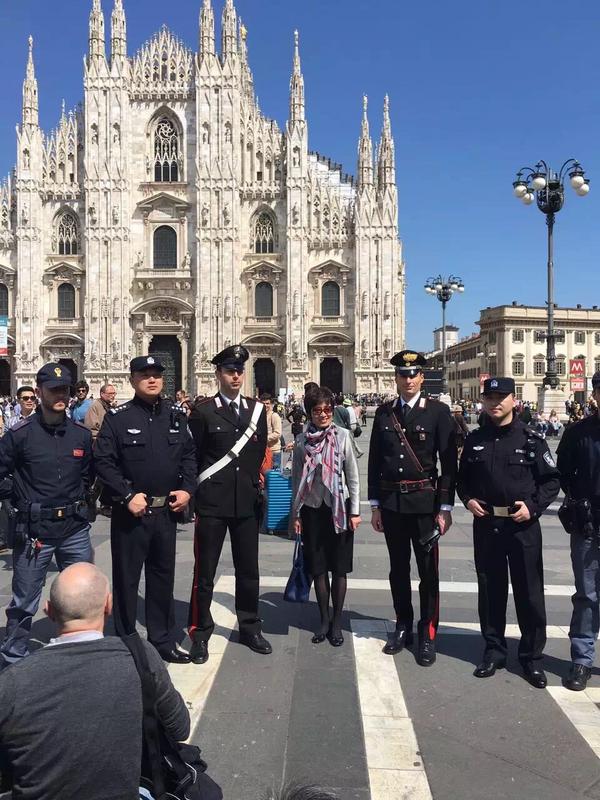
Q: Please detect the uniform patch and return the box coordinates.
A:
[127,429,141,434]
[419,397,426,409]
[73,449,84,457]
[543,451,556,467]
[473,445,484,451]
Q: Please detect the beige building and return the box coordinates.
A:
[429,303,600,403]
[0,0,405,398]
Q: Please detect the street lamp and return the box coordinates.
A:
[424,275,465,394]
[512,159,590,397]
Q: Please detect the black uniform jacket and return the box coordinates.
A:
[94,395,197,503]
[0,410,93,539]
[189,394,267,518]
[368,395,457,514]
[556,415,600,501]
[457,414,560,518]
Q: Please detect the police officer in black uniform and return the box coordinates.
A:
[368,350,457,665]
[187,345,270,664]
[556,371,600,691]
[94,356,197,663]
[457,377,560,688]
[0,363,93,667]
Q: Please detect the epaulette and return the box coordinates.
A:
[525,426,544,440]
[110,401,132,415]
[10,417,33,432]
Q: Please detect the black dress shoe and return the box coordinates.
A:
[311,632,327,644]
[522,662,547,689]
[564,663,592,692]
[189,639,209,665]
[383,626,413,655]
[239,632,273,655]
[416,638,436,667]
[157,646,191,664]
[473,658,506,678]
[327,627,344,647]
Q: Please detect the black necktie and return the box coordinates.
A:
[230,401,240,422]
[400,401,409,426]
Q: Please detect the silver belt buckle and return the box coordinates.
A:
[150,496,167,508]
[492,506,510,518]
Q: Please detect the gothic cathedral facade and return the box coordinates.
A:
[0,0,405,397]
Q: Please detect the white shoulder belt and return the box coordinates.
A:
[197,401,264,485]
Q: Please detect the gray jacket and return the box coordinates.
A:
[291,424,361,517]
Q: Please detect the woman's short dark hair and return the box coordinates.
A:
[307,387,334,416]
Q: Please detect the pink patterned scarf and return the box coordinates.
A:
[294,423,347,533]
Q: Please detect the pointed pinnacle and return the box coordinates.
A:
[61,98,66,117]
[26,35,35,78]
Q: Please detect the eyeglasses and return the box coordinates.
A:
[20,395,35,401]
[312,406,333,415]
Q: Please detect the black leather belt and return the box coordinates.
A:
[381,479,433,494]
[19,501,86,521]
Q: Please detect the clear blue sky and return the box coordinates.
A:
[1,0,599,351]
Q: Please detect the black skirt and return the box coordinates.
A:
[300,502,354,576]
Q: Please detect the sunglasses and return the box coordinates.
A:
[312,406,333,415]
[20,395,35,401]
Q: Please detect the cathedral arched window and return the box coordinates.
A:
[0,285,8,318]
[57,283,75,319]
[154,117,180,182]
[321,281,340,317]
[253,212,275,254]
[153,226,177,269]
[57,212,79,256]
[255,282,273,318]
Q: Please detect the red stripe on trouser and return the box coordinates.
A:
[188,518,201,636]
[428,542,440,641]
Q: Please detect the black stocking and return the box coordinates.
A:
[313,573,331,635]
[331,573,347,638]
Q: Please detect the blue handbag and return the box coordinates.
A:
[284,533,312,603]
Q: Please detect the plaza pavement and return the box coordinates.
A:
[1,422,600,800]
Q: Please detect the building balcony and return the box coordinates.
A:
[45,317,84,330]
[311,315,349,327]
[244,316,282,327]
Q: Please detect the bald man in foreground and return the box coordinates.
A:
[0,564,190,800]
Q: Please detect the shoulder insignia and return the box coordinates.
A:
[419,396,427,409]
[543,451,556,468]
[525,426,544,440]
[214,396,223,409]
[110,401,132,415]
[241,397,249,410]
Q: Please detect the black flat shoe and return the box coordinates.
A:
[564,663,592,692]
[473,658,506,678]
[328,629,344,647]
[416,638,436,667]
[239,632,273,655]
[383,626,413,655]
[157,646,191,664]
[189,639,209,665]
[522,662,547,689]
[311,632,327,644]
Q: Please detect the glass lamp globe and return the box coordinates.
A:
[513,183,527,198]
[570,174,585,190]
[457,284,465,292]
[530,174,547,191]
[434,282,442,291]
[522,192,535,205]
[576,182,590,197]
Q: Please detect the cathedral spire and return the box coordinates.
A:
[221,0,238,61]
[89,0,106,61]
[22,36,39,128]
[199,0,215,58]
[377,94,395,189]
[357,95,373,188]
[111,0,127,62]
[289,30,305,123]
[239,19,254,100]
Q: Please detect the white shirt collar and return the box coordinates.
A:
[219,391,242,408]
[398,392,421,410]
[46,631,104,647]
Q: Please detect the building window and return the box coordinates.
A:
[0,284,7,317]
[574,331,586,345]
[253,212,275,254]
[512,329,524,343]
[255,282,273,318]
[533,359,545,376]
[488,360,497,375]
[154,117,180,182]
[512,359,524,376]
[321,281,340,317]
[595,359,600,374]
[533,330,546,344]
[515,385,523,401]
[57,283,75,319]
[153,226,177,269]
[595,332,600,345]
[57,212,78,255]
[555,329,565,343]
[557,359,566,376]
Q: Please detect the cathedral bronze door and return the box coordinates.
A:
[320,357,343,394]
[253,358,275,395]
[149,335,182,399]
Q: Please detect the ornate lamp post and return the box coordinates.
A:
[424,275,465,394]
[512,160,589,399]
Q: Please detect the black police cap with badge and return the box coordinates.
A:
[211,344,249,371]
[36,362,73,388]
[390,349,427,377]
[129,355,165,374]
[482,377,515,395]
